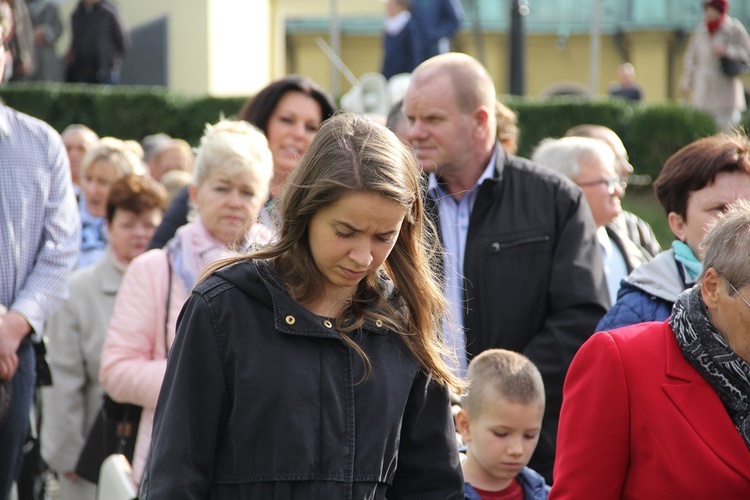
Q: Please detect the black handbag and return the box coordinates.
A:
[73,396,142,483]
[74,256,173,484]
[720,56,750,77]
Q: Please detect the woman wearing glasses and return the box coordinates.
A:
[551,199,750,497]
[596,133,750,330]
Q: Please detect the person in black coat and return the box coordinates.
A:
[404,53,609,483]
[141,114,465,499]
[65,0,129,84]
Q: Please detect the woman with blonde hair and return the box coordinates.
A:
[78,137,146,268]
[99,119,274,486]
[141,114,464,499]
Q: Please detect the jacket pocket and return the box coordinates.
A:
[488,234,551,254]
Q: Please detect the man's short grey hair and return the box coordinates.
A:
[531,136,615,181]
[699,199,750,292]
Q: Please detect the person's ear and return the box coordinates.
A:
[474,106,491,138]
[455,408,473,442]
[667,212,687,241]
[701,267,722,308]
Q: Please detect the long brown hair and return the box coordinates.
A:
[202,113,462,391]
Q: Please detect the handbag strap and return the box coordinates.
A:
[165,252,172,355]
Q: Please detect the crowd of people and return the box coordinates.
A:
[2,2,750,500]
[1,0,128,84]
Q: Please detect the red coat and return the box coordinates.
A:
[551,321,750,499]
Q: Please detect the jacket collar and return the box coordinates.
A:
[662,323,750,481]
[228,260,392,339]
[93,249,125,295]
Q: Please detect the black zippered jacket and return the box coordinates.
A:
[426,147,610,480]
[141,259,464,499]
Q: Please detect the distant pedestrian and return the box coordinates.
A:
[65,0,129,84]
[381,0,423,78]
[680,0,750,132]
[26,0,63,81]
[608,62,643,102]
[410,0,463,58]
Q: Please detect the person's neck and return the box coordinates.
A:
[438,146,494,201]
[303,286,354,319]
[270,173,289,199]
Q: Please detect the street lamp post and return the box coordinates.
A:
[509,0,529,96]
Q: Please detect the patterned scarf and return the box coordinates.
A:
[670,286,750,450]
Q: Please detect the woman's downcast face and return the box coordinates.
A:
[308,192,406,303]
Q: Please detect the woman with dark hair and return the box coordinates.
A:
[597,133,750,330]
[239,74,336,223]
[148,75,336,248]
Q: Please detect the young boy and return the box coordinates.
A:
[456,349,550,499]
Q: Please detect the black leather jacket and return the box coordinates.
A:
[426,147,609,480]
[141,259,463,499]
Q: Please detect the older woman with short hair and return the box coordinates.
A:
[78,137,147,268]
[99,119,274,485]
[552,199,750,497]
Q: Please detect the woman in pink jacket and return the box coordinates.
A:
[99,119,275,484]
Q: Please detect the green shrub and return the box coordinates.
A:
[504,95,631,159]
[0,83,250,145]
[622,102,717,182]
[0,83,721,242]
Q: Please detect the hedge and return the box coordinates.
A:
[0,82,248,146]
[504,95,718,183]
[1,82,730,249]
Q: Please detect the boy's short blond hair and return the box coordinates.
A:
[463,349,545,416]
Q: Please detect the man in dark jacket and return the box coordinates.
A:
[65,0,129,84]
[403,53,609,483]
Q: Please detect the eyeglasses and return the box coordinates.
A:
[719,273,750,310]
[576,177,626,194]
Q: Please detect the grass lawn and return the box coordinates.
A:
[622,186,673,251]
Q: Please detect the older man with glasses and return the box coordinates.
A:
[532,136,650,306]
[565,124,663,264]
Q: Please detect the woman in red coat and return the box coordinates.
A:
[551,200,750,499]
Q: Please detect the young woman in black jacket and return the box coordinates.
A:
[141,113,465,499]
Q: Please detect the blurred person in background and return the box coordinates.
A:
[680,0,750,132]
[99,119,275,486]
[78,137,146,269]
[26,0,62,81]
[41,175,167,500]
[65,0,129,84]
[608,62,643,102]
[62,124,99,199]
[381,0,423,79]
[149,75,336,249]
[532,137,649,306]
[565,124,662,263]
[147,138,193,182]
